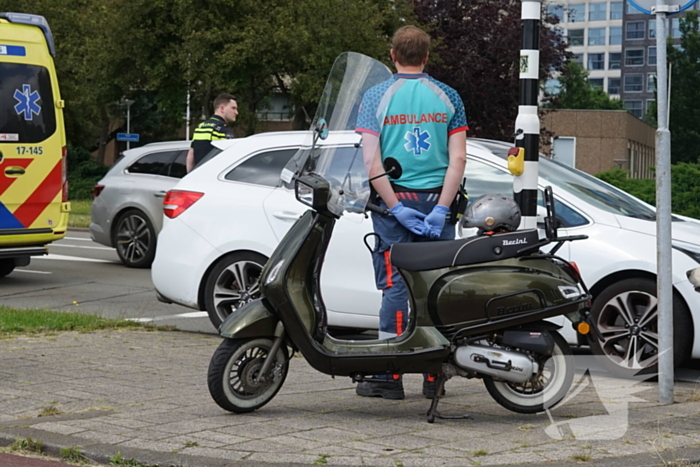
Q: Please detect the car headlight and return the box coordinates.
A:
[295,180,315,207]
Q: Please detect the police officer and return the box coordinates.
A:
[186,93,239,172]
[355,26,468,400]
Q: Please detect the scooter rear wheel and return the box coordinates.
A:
[208,338,289,413]
[483,331,574,414]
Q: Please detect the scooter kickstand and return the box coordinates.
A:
[426,376,472,424]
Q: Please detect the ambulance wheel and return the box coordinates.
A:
[0,259,15,277]
[114,209,156,268]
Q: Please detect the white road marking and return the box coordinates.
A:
[14,269,52,274]
[34,254,114,263]
[128,311,208,322]
[51,244,113,251]
[64,237,94,241]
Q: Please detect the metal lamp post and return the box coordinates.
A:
[123,99,135,150]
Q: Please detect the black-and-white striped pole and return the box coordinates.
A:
[514,0,541,230]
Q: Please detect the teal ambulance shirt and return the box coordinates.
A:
[356,73,468,190]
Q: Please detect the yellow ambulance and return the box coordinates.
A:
[0,12,69,277]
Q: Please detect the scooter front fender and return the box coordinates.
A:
[219,299,279,339]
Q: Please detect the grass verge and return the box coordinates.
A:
[68,199,91,229]
[0,306,165,336]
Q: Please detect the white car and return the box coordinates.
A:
[152,131,700,375]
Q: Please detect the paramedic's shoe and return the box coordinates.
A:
[356,379,404,400]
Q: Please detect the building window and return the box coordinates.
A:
[588,53,605,70]
[649,20,656,38]
[609,52,622,69]
[625,49,645,66]
[626,21,645,40]
[571,53,584,66]
[648,46,657,66]
[568,3,586,22]
[647,73,656,92]
[624,75,644,92]
[608,78,621,94]
[589,2,607,20]
[627,2,643,13]
[588,28,606,45]
[624,100,643,118]
[568,29,585,46]
[609,26,622,45]
[610,2,624,19]
[647,100,656,115]
[589,78,604,89]
[547,4,565,22]
[670,18,681,38]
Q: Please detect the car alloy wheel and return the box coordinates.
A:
[588,278,692,377]
[204,252,267,328]
[114,209,156,268]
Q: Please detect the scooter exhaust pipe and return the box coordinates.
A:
[454,344,537,384]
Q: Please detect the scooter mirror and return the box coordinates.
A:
[383,157,402,179]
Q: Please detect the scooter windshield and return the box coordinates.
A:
[281,52,392,219]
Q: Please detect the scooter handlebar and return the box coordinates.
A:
[366,202,389,216]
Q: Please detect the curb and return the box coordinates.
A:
[1,426,699,467]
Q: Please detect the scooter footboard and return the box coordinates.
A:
[219,299,279,339]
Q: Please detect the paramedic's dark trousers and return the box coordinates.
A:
[371,192,455,339]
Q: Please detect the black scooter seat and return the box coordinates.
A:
[390,229,541,272]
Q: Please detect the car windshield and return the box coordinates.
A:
[476,141,657,220]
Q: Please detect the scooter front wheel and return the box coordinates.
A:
[483,331,574,414]
[208,338,289,413]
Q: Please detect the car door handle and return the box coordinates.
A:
[273,211,302,221]
[153,191,167,199]
[5,167,25,175]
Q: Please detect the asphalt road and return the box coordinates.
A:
[0,229,217,335]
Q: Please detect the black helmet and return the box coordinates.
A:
[462,194,522,233]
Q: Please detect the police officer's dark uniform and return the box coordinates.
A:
[190,115,235,166]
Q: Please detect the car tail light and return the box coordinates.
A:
[93,184,105,197]
[163,190,204,219]
[62,146,68,202]
[566,261,582,283]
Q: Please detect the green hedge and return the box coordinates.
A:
[68,145,110,200]
[596,164,700,219]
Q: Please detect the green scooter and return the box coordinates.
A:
[207,52,595,422]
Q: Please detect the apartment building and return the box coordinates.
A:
[546,1,625,96]
[546,0,697,119]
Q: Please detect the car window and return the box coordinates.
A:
[467,156,589,228]
[474,140,656,221]
[537,191,589,227]
[168,150,188,179]
[127,150,180,175]
[539,158,656,220]
[225,149,298,187]
[0,63,56,143]
[465,158,513,197]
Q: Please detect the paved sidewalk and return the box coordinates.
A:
[2,330,700,467]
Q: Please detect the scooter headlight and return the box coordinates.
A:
[295,180,315,207]
[264,259,285,286]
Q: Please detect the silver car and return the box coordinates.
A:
[90,141,190,267]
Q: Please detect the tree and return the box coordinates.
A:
[547,61,625,110]
[410,0,571,141]
[668,11,700,164]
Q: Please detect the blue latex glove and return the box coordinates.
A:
[389,202,427,235]
[424,205,450,239]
